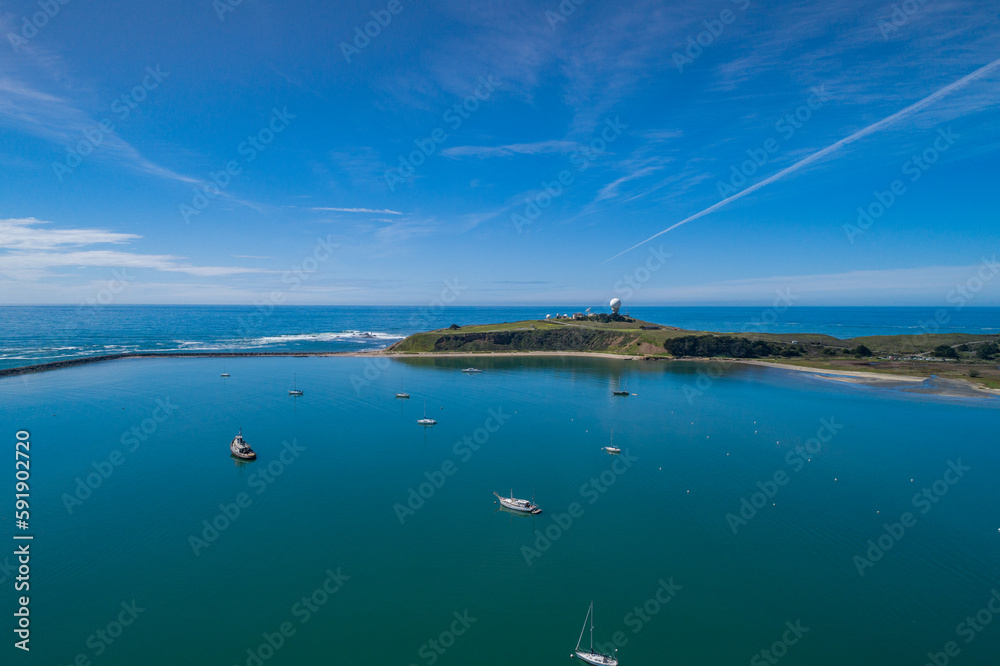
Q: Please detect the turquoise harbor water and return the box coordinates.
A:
[3,355,999,665]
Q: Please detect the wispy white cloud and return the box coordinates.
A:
[606,55,1000,262]
[595,166,663,201]
[0,217,139,250]
[0,43,263,214]
[0,218,274,280]
[639,262,1000,305]
[442,140,581,158]
[0,71,202,187]
[308,207,404,214]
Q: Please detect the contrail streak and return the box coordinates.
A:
[604,56,1000,263]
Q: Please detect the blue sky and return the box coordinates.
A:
[1,0,998,306]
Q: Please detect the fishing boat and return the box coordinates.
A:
[462,367,482,373]
[230,429,257,460]
[395,379,410,399]
[417,400,437,426]
[493,490,541,515]
[602,431,621,455]
[573,602,618,665]
[288,374,303,396]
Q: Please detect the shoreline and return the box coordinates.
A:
[732,359,999,398]
[2,349,995,398]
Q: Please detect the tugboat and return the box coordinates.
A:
[493,490,542,515]
[230,429,257,460]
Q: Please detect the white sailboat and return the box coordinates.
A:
[417,399,437,426]
[493,490,541,514]
[288,373,303,396]
[395,378,410,399]
[602,430,621,455]
[573,602,618,666]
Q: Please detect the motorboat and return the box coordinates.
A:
[230,429,257,461]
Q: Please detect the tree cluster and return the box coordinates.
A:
[664,335,800,358]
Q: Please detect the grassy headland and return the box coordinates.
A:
[387,316,1000,390]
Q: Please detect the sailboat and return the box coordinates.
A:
[612,378,629,396]
[288,373,303,396]
[573,602,618,665]
[417,399,437,426]
[493,490,541,514]
[395,379,410,399]
[602,430,621,455]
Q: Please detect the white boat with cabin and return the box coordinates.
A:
[230,429,257,460]
[493,490,541,515]
[573,602,618,665]
[602,430,621,455]
[417,400,436,426]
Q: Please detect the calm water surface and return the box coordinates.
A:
[2,356,998,665]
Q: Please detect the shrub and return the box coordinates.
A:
[933,344,958,359]
[977,342,998,360]
[664,335,792,358]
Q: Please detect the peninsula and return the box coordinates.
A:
[387,315,1000,393]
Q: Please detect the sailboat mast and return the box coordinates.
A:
[576,602,592,651]
[590,601,594,654]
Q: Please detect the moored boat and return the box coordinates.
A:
[493,490,541,514]
[602,430,621,455]
[417,399,437,425]
[462,367,482,373]
[573,602,618,665]
[230,429,257,460]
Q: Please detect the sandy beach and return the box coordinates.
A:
[732,359,999,398]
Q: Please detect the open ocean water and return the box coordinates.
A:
[0,305,997,371]
[1,348,999,664]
